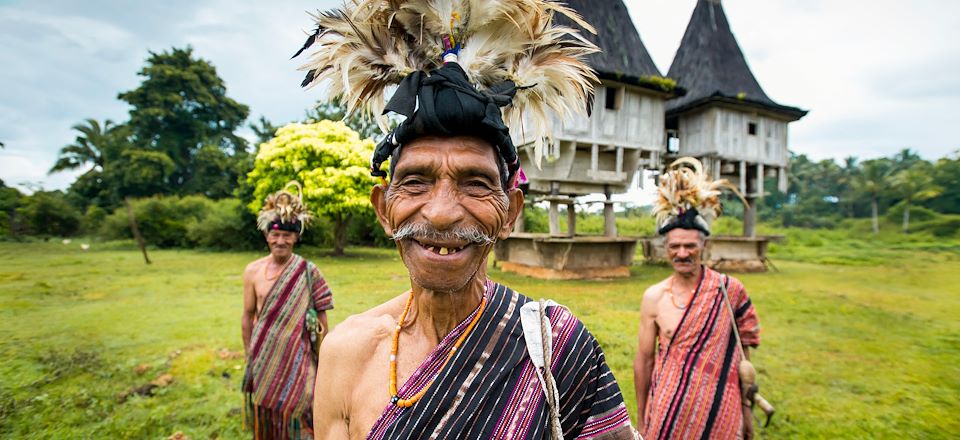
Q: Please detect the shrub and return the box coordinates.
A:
[885,203,938,223]
[185,199,263,251]
[99,196,213,247]
[16,191,81,237]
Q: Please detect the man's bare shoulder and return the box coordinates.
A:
[642,278,671,302]
[244,256,270,277]
[320,295,409,362]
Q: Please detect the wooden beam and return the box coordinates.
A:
[591,143,599,171]
[757,163,764,198]
[739,161,747,195]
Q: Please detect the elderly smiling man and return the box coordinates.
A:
[293,1,637,439]
[634,159,761,440]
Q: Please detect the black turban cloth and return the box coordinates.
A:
[267,219,302,234]
[657,208,711,236]
[370,62,520,185]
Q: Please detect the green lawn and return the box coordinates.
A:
[1,239,958,439]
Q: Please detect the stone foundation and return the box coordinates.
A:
[494,233,638,280]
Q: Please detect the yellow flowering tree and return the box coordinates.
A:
[246,120,378,255]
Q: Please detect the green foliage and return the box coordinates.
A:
[246,120,379,254]
[118,46,250,198]
[98,195,264,251]
[638,75,677,92]
[15,191,81,237]
[185,198,263,251]
[0,181,22,238]
[305,100,383,141]
[885,202,938,223]
[116,149,176,198]
[926,151,960,214]
[100,196,211,247]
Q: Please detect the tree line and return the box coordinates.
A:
[759,149,958,234]
[1,46,957,253]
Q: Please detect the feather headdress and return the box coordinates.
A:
[257,181,312,234]
[653,157,747,236]
[292,0,600,181]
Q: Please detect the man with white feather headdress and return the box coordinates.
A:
[292,1,638,438]
[633,158,761,440]
[241,182,333,439]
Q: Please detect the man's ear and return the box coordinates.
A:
[498,188,524,240]
[370,184,394,237]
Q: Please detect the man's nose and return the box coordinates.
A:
[420,181,465,231]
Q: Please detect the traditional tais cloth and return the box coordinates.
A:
[643,267,760,440]
[367,283,634,440]
[243,254,333,439]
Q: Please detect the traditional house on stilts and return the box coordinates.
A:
[495,0,681,279]
[654,0,808,271]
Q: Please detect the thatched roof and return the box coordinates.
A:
[558,0,679,94]
[666,0,806,120]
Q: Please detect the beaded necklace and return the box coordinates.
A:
[668,275,695,310]
[389,288,488,408]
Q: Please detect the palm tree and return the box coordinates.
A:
[891,163,943,233]
[852,159,892,233]
[49,119,121,174]
[50,119,152,264]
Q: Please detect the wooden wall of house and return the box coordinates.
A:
[676,107,789,167]
[513,81,667,195]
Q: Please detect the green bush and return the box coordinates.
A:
[909,215,960,238]
[886,203,939,223]
[99,196,213,247]
[185,198,263,251]
[16,191,81,237]
[80,205,108,235]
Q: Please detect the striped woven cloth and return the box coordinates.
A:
[367,283,635,440]
[242,254,333,439]
[643,267,760,440]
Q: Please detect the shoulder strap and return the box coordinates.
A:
[719,275,745,352]
[520,299,564,440]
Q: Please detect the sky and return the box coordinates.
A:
[1,0,959,195]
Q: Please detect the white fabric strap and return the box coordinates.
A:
[520,299,564,440]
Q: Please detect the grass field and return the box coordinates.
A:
[1,235,958,439]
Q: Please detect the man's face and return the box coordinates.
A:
[371,136,523,293]
[665,228,704,275]
[265,229,298,259]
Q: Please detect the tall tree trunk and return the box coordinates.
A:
[333,213,349,256]
[871,198,879,234]
[902,203,910,234]
[125,197,151,264]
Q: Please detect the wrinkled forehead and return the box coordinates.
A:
[393,136,501,175]
[665,228,704,245]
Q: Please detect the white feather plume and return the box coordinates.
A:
[295,0,599,167]
[653,157,747,232]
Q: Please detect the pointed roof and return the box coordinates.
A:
[558,0,678,95]
[666,0,806,120]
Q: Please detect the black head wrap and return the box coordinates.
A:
[370,62,520,186]
[266,219,303,234]
[657,208,711,236]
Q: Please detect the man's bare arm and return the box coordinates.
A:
[633,286,659,431]
[318,310,329,337]
[314,327,351,439]
[241,265,258,354]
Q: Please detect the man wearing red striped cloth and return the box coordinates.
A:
[635,158,761,440]
[241,183,333,439]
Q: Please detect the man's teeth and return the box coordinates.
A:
[421,243,466,255]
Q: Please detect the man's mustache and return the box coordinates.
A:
[392,222,495,245]
[672,257,694,263]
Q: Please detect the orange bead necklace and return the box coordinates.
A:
[389,288,488,408]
